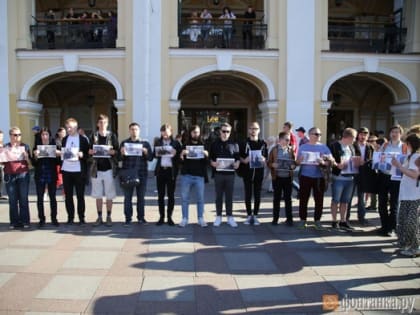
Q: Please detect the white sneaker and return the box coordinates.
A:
[198,217,208,227]
[213,216,222,227]
[253,216,260,225]
[244,216,252,225]
[227,216,238,228]
[178,218,188,227]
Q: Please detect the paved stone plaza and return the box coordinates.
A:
[0,174,419,314]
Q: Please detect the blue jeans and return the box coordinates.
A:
[331,177,354,204]
[5,172,30,226]
[181,174,205,219]
[123,179,147,222]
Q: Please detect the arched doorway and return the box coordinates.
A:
[178,73,263,142]
[325,71,413,144]
[22,72,118,138]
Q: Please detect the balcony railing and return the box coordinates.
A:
[328,19,407,53]
[30,19,116,49]
[178,19,267,49]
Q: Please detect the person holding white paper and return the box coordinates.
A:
[153,124,181,226]
[239,122,267,225]
[31,127,60,227]
[89,114,119,227]
[3,127,31,229]
[209,122,240,227]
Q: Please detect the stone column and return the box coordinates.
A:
[258,100,278,139]
[404,0,420,53]
[390,103,420,130]
[169,100,181,133]
[16,100,43,143]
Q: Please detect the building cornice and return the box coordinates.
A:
[16,49,126,60]
[169,49,279,59]
[321,52,420,63]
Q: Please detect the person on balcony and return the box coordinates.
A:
[242,5,256,49]
[200,8,212,47]
[188,11,201,43]
[44,9,56,49]
[220,6,236,48]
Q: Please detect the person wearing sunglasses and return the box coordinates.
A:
[296,127,333,230]
[3,127,31,229]
[209,122,240,227]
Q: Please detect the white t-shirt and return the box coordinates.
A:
[61,134,81,172]
[399,152,420,201]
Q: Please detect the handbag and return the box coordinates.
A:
[119,168,140,188]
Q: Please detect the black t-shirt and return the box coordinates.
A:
[96,134,112,171]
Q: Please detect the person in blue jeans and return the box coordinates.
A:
[3,127,31,229]
[179,125,209,227]
[119,122,153,225]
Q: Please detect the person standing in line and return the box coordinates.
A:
[295,126,309,147]
[329,128,359,231]
[154,124,181,226]
[347,127,375,225]
[0,130,6,200]
[377,124,407,236]
[391,133,420,257]
[89,114,119,227]
[267,131,296,226]
[296,127,333,230]
[3,127,31,229]
[120,122,153,225]
[61,118,90,225]
[31,128,60,227]
[239,122,267,225]
[179,125,209,227]
[283,121,298,155]
[210,122,240,227]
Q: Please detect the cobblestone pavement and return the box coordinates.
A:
[0,173,418,314]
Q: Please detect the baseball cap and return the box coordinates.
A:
[32,126,40,132]
[295,127,306,133]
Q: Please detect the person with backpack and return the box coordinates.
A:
[377,124,407,236]
[239,122,267,225]
[267,131,296,226]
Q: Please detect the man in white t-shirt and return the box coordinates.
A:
[61,118,90,225]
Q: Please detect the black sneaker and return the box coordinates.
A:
[38,221,45,228]
[66,219,74,225]
[339,222,354,232]
[285,219,293,227]
[79,219,86,225]
[138,218,147,224]
[156,217,164,226]
[52,220,60,227]
[331,221,338,229]
[167,218,175,226]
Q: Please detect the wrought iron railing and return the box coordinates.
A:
[30,19,116,49]
[178,19,267,49]
[328,19,407,53]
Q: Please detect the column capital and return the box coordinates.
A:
[17,100,43,113]
[169,100,181,115]
[113,99,126,115]
[258,100,278,112]
[320,100,332,116]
